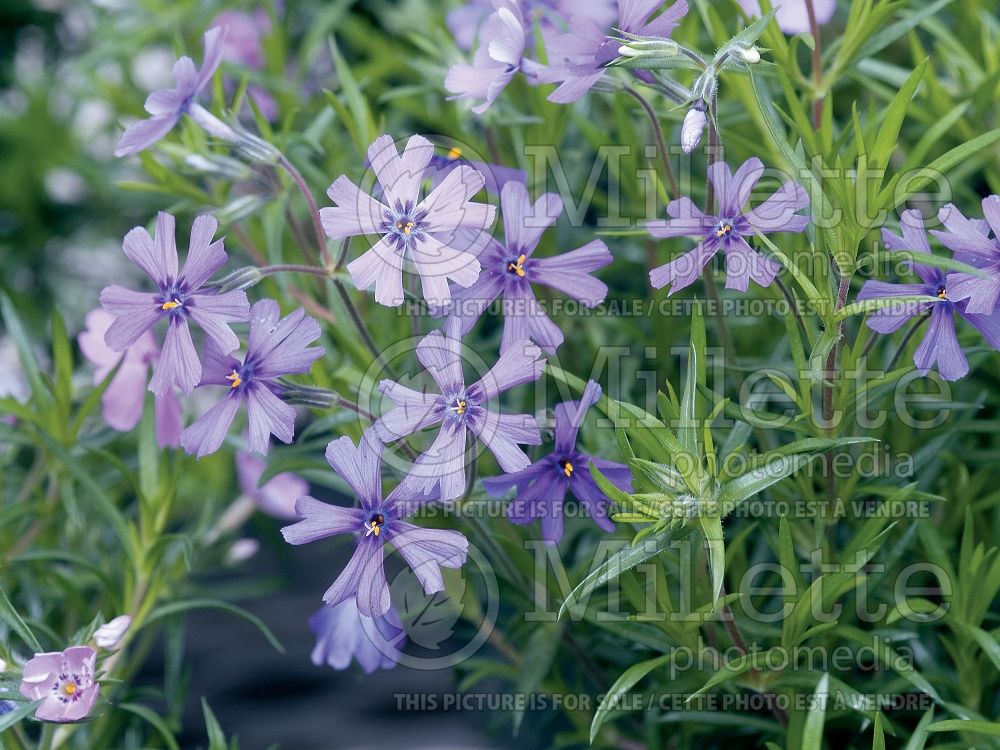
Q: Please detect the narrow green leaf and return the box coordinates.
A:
[802,673,830,750]
[590,654,672,743]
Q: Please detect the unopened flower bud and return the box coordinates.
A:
[213,265,264,293]
[681,107,707,154]
[94,615,132,649]
[226,538,260,564]
[618,45,640,57]
[738,46,761,64]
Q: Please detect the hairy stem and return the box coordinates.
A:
[822,273,851,502]
[277,153,332,267]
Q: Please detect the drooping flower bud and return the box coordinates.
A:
[738,46,761,64]
[681,106,707,154]
[94,615,132,649]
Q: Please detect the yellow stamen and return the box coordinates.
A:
[447,146,463,160]
[397,220,415,235]
[715,224,732,238]
[562,462,573,478]
[507,254,526,277]
[372,524,380,536]
[453,399,467,416]
[161,299,182,310]
[63,683,77,696]
[937,288,948,300]
[226,370,242,389]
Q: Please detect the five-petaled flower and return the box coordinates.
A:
[537,0,688,103]
[445,0,540,113]
[321,134,496,308]
[116,28,233,157]
[446,181,612,354]
[484,379,631,544]
[180,299,324,457]
[647,158,809,294]
[281,431,469,617]
[309,599,404,673]
[19,646,100,723]
[373,322,545,501]
[100,212,251,396]
[858,209,1000,381]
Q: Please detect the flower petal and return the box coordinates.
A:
[324,432,384,507]
[281,496,364,545]
[149,318,201,395]
[180,392,241,457]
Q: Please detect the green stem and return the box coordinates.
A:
[277,153,332,267]
[886,311,931,372]
[259,264,331,278]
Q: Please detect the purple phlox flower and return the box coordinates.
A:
[321,134,496,308]
[373,322,544,501]
[78,308,182,447]
[445,0,542,114]
[19,646,100,723]
[100,213,250,396]
[116,27,231,157]
[180,299,324,458]
[536,0,689,103]
[857,209,1000,381]
[236,450,308,519]
[310,598,404,673]
[281,430,469,617]
[447,0,616,50]
[737,0,835,35]
[446,181,612,354]
[647,158,809,294]
[930,196,1000,315]
[484,379,631,544]
[427,146,528,197]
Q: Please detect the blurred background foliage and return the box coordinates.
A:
[1,0,999,748]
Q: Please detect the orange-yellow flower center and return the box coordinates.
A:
[561,460,573,478]
[63,683,77,696]
[452,399,467,415]
[507,254,527,277]
[161,299,182,310]
[715,224,733,238]
[226,370,242,388]
[937,286,948,300]
[396,219,415,235]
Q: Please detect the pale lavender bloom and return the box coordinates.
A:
[310,599,404,673]
[236,450,308,519]
[78,308,182,447]
[537,0,688,103]
[484,380,631,544]
[647,158,809,294]
[738,0,836,35]
[180,299,323,458]
[19,647,100,723]
[374,322,544,501]
[931,196,1000,315]
[446,181,611,354]
[282,431,469,617]
[321,134,496,308]
[680,106,707,153]
[448,0,617,49]
[446,0,541,113]
[858,209,1000,381]
[116,28,230,157]
[99,212,250,396]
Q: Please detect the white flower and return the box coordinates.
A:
[681,107,707,154]
[94,615,132,649]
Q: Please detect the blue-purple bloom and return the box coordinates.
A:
[116,28,231,157]
[484,380,631,544]
[930,196,1000,315]
[236,451,308,520]
[446,181,611,354]
[374,323,544,501]
[100,212,250,396]
[211,10,278,120]
[321,134,496,308]
[310,599,404,673]
[445,0,541,113]
[281,431,469,617]
[647,158,809,294]
[447,0,616,50]
[78,308,182,447]
[537,0,688,103]
[858,210,1000,381]
[180,299,323,457]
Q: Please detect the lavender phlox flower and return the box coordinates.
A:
[930,196,1000,315]
[310,599,404,673]
[737,0,835,35]
[19,647,100,723]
